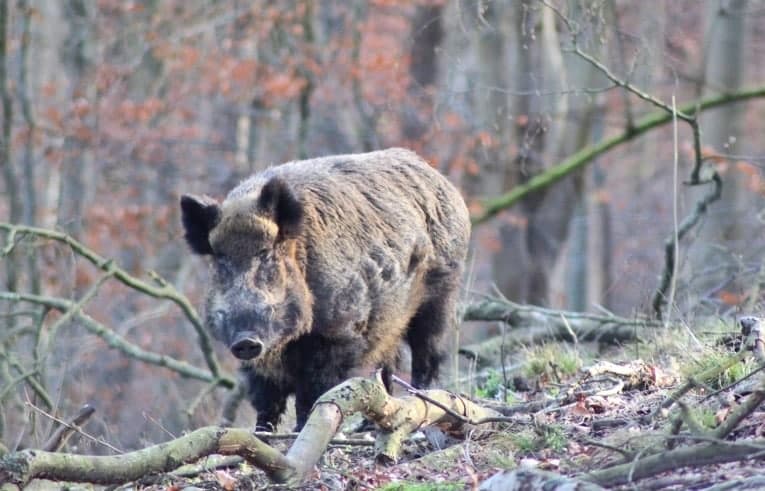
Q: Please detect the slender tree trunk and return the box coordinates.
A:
[0,0,20,293]
[296,0,314,160]
[18,0,39,295]
[402,3,443,146]
[56,0,94,240]
[472,1,529,302]
[687,0,751,309]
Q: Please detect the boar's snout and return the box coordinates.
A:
[230,333,265,360]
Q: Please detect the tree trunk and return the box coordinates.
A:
[18,0,40,295]
[56,0,95,240]
[401,3,443,146]
[0,0,20,293]
[686,0,752,311]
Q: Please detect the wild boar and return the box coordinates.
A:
[181,148,470,430]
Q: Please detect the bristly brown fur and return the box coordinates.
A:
[181,148,470,430]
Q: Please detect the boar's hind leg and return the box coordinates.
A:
[407,275,459,388]
[241,366,291,431]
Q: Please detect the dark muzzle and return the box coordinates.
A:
[230,334,264,360]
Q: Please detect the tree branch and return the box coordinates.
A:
[471,84,765,226]
[0,223,222,380]
[583,440,765,488]
[39,404,97,452]
[0,291,234,389]
[652,174,722,317]
[460,298,658,366]
[0,426,294,487]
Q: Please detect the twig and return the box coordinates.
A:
[25,400,121,454]
[42,404,96,452]
[186,379,222,420]
[0,367,38,402]
[1,227,17,256]
[39,267,114,366]
[143,412,176,440]
[590,417,632,431]
[0,353,53,409]
[583,438,634,460]
[665,94,680,326]
[698,361,765,404]
[392,375,472,425]
[253,431,374,446]
[560,313,578,345]
[499,321,508,403]
[676,401,709,437]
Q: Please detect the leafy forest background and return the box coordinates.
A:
[2,0,765,453]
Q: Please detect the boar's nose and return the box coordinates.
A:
[230,334,264,360]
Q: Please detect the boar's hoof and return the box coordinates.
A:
[230,336,264,360]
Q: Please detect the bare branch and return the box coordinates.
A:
[25,400,120,454]
[0,223,222,380]
[0,291,234,389]
[652,174,723,318]
[471,85,765,225]
[41,404,96,452]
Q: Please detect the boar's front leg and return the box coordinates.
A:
[291,335,362,431]
[241,366,291,431]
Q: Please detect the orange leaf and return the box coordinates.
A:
[718,290,746,306]
[736,161,758,177]
[715,406,732,425]
[215,470,237,491]
[465,160,480,175]
[571,399,592,417]
[467,199,484,215]
[44,106,63,129]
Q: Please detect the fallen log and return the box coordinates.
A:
[460,299,659,368]
[0,427,293,488]
[0,375,501,488]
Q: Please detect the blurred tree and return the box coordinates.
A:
[18,0,40,295]
[56,0,95,240]
[402,2,443,147]
[687,0,755,310]
[0,0,19,294]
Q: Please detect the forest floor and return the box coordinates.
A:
[26,318,765,490]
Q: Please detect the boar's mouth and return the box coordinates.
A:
[229,332,265,360]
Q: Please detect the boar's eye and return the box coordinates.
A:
[213,309,226,325]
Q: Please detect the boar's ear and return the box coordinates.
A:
[180,194,221,255]
[258,177,303,240]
